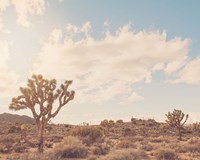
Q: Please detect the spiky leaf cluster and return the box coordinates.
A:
[9,74,75,122]
[165,109,188,128]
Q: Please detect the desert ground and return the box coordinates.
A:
[0,115,200,160]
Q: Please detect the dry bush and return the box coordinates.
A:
[0,136,18,153]
[98,149,148,160]
[116,139,137,149]
[140,143,154,151]
[91,143,110,155]
[149,136,170,143]
[8,125,21,133]
[71,126,104,145]
[48,134,63,143]
[12,144,27,153]
[53,136,87,159]
[88,155,97,160]
[7,153,58,160]
[116,120,123,124]
[138,126,148,136]
[132,135,144,142]
[123,127,136,136]
[176,142,200,153]
[155,149,179,160]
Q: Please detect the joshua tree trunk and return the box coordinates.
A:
[177,126,182,140]
[38,118,46,153]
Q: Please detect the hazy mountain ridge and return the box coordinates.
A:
[0,113,34,124]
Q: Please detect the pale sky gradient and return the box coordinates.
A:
[0,0,200,124]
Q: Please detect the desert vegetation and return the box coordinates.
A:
[0,75,199,160]
[9,74,75,152]
[0,113,200,159]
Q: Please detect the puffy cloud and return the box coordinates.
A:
[0,0,10,11]
[0,0,45,27]
[0,40,19,97]
[66,21,92,37]
[171,57,200,84]
[33,22,191,104]
[0,17,4,31]
[11,0,45,27]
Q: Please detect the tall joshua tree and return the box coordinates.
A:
[165,109,188,140]
[9,74,75,152]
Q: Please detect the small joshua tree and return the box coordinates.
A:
[165,109,188,140]
[9,74,75,152]
[100,119,114,135]
[20,124,30,142]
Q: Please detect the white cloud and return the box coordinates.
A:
[66,21,92,38]
[0,0,10,11]
[57,0,64,3]
[171,57,200,84]
[0,16,4,31]
[0,0,45,27]
[32,22,191,104]
[0,40,19,97]
[11,0,45,27]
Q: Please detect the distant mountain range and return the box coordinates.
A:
[0,113,35,124]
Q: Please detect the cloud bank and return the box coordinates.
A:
[171,58,200,84]
[32,22,191,104]
[0,40,18,97]
[0,0,45,27]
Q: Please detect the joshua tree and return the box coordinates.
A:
[165,109,188,140]
[20,124,30,142]
[9,74,75,152]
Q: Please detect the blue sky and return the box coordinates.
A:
[0,0,200,124]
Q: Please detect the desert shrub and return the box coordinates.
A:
[26,139,38,148]
[71,126,104,145]
[123,127,135,136]
[182,142,200,153]
[116,139,137,149]
[146,118,158,127]
[116,120,123,124]
[140,142,154,151]
[8,125,21,133]
[0,145,10,153]
[54,146,87,158]
[92,143,110,155]
[131,117,137,124]
[100,120,114,127]
[48,135,63,143]
[99,149,148,160]
[88,155,97,160]
[12,143,28,153]
[156,149,179,160]
[133,136,144,142]
[53,136,87,159]
[138,126,148,136]
[0,136,17,153]
[192,122,200,131]
[45,142,53,148]
[7,153,58,160]
[149,136,170,143]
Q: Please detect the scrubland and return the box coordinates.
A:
[0,118,200,160]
